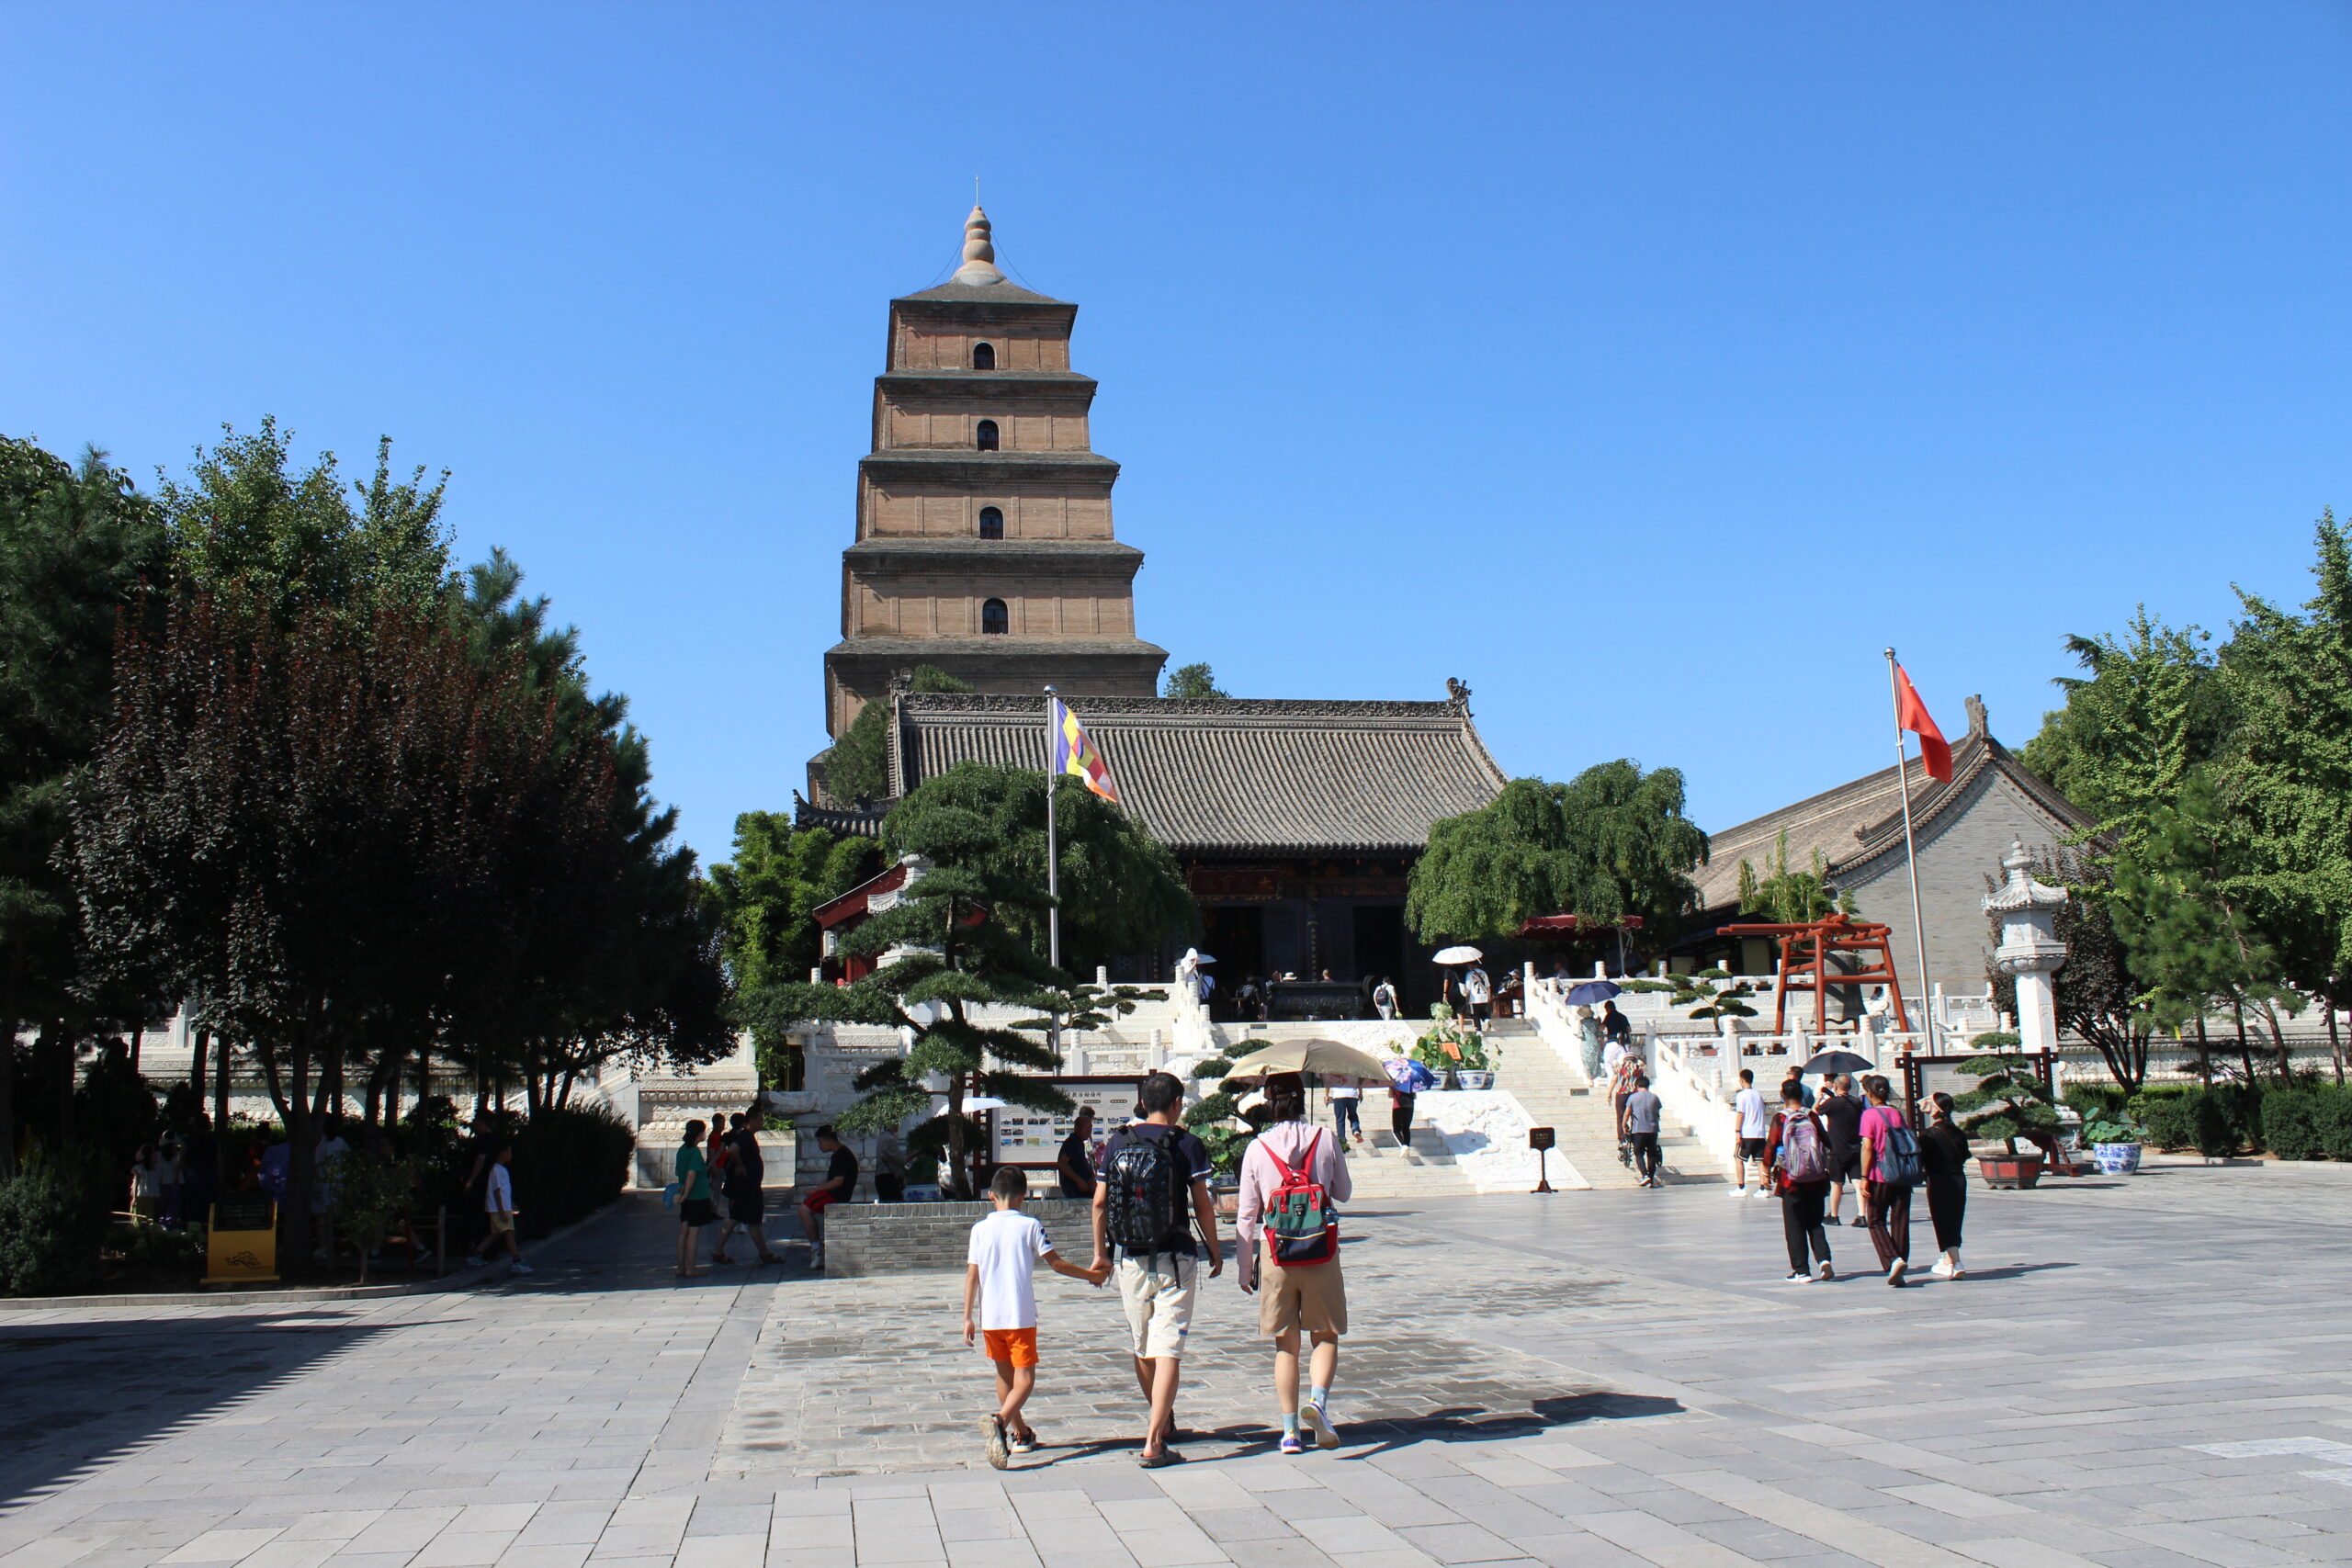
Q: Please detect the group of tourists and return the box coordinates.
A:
[963,1068,1351,1469]
[1733,1066,1970,1286]
[672,1111,859,1276]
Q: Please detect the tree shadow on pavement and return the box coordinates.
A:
[0,1314,391,1511]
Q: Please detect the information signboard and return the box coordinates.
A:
[206,1198,278,1285]
[991,1076,1147,1168]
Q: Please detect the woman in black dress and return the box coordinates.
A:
[1920,1090,1972,1280]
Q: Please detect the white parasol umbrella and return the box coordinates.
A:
[1225,1037,1393,1079]
[960,1096,1008,1111]
[1433,945,1484,965]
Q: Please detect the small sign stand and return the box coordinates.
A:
[1529,1126,1555,1194]
[206,1197,278,1286]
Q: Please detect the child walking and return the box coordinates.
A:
[962,1166,1104,1468]
[483,1141,531,1276]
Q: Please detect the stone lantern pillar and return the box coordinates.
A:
[1983,841,2068,1055]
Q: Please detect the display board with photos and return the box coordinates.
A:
[989,1076,1146,1168]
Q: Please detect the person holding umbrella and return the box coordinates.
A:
[1383,1055,1435,1148]
[1804,1051,1874,1227]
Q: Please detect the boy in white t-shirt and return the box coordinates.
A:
[963,1165,1104,1468]
[484,1142,532,1275]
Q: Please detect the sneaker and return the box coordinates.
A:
[1750,1188,1774,1201]
[808,1247,825,1271]
[509,1261,534,1276]
[1278,1431,1304,1456]
[1817,1262,1836,1281]
[1887,1259,1907,1288]
[463,1254,487,1269]
[1009,1429,1038,1454]
[1929,1258,1955,1278]
[1785,1271,1812,1283]
[1726,1187,1748,1200]
[983,1415,1010,1470]
[1849,1216,1871,1227]
[1299,1402,1340,1450]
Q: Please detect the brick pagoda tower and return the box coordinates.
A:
[820,207,1167,744]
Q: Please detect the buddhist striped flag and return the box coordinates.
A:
[1050,698,1119,804]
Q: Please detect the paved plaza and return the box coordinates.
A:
[6,1161,2352,1568]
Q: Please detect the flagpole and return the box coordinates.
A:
[1044,686,1062,1061]
[1885,649,1938,1055]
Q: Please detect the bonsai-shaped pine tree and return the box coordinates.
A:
[1950,1031,2064,1147]
[741,782,1155,1199]
[1624,968,1760,1028]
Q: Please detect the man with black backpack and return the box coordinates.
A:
[1089,1071,1222,1469]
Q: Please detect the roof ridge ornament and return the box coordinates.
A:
[951,204,1006,287]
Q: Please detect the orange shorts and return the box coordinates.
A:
[980,1327,1039,1367]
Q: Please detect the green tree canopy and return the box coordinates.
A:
[1408,763,1707,957]
[879,762,1195,976]
[823,664,973,804]
[0,437,166,1175]
[707,812,881,1084]
[1736,830,1854,924]
[2020,608,2225,853]
[1162,661,1228,699]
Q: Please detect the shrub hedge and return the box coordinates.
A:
[0,1163,111,1297]
[510,1103,636,1239]
[2110,1080,2352,1160]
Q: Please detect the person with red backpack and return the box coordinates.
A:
[1237,1073,1354,1455]
[1767,1078,1836,1283]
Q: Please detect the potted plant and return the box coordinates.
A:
[2083,1113,2144,1175]
[1453,1030,1497,1092]
[1952,1033,2064,1189]
[1413,1005,1484,1089]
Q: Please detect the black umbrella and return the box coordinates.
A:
[1804,1050,1875,1076]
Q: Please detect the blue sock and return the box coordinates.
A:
[1310,1384,1330,1411]
[1283,1412,1301,1436]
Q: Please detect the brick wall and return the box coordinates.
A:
[823,1199,1097,1278]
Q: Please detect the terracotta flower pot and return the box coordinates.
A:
[1976,1156,2045,1190]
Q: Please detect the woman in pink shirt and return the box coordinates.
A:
[1238,1072,1354,1454]
[1857,1075,1914,1286]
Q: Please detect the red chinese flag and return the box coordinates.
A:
[1894,664,1952,782]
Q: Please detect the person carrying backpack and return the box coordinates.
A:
[1089,1071,1221,1469]
[1858,1074,1921,1287]
[1237,1072,1354,1455]
[1767,1079,1836,1283]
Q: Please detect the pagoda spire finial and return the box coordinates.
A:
[951,203,1006,286]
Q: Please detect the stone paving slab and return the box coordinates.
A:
[5,1165,2352,1567]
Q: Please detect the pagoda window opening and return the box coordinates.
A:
[972,342,995,370]
[976,419,1000,451]
[981,598,1010,635]
[978,506,1004,540]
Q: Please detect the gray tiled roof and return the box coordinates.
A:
[890,694,1509,857]
[1693,729,2094,908]
[895,280,1071,307]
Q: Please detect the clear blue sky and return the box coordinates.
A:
[6,4,2347,868]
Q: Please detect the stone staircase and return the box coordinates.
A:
[1488,1020,1723,1190]
[1338,1122,1477,1201]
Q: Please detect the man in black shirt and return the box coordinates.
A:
[1600,1001,1632,1048]
[1815,1076,1867,1225]
[712,1111,779,1266]
[798,1124,859,1272]
[1057,1107,1098,1200]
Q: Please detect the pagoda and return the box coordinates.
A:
[819,207,1167,745]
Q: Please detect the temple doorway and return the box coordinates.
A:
[1351,904,1407,992]
[1202,905,1265,987]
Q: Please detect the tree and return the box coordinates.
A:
[0,437,165,1177]
[1408,763,1708,962]
[2106,773,2296,1084]
[878,764,1195,977]
[1162,662,1228,699]
[2215,510,2352,1080]
[824,665,973,804]
[707,813,880,1084]
[1984,845,2156,1092]
[1951,1036,2063,1145]
[1736,830,1855,925]
[2020,608,2225,854]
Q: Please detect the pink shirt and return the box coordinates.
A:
[1859,1103,1905,1181]
[1237,1122,1353,1242]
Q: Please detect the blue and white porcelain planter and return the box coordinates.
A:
[2092,1142,2143,1176]
[1453,1070,1495,1091]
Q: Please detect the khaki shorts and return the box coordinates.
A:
[1257,1241,1347,1337]
[1115,1254,1198,1359]
[488,1213,514,1235]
